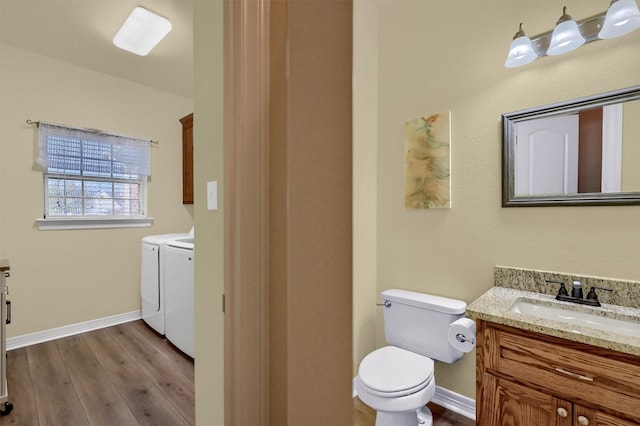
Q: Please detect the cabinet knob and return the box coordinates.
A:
[556,408,568,418]
[578,415,590,425]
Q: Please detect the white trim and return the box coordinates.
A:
[7,310,142,350]
[352,379,476,421]
[36,217,153,230]
[431,385,476,420]
[601,103,623,192]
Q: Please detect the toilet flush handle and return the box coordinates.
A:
[376,300,391,308]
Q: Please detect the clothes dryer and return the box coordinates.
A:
[141,231,191,335]
[164,237,195,358]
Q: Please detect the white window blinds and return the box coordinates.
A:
[37,122,151,218]
[37,122,151,177]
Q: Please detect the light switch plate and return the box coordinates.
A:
[207,181,218,210]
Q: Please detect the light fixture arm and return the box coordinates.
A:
[556,6,573,25]
[513,23,527,39]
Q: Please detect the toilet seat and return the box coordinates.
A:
[358,346,434,398]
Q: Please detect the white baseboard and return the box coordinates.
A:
[431,385,476,420]
[353,378,476,421]
[7,310,142,351]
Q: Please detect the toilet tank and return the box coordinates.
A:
[381,289,467,363]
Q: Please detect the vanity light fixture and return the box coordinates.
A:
[504,2,640,68]
[113,7,172,56]
[504,24,537,68]
[547,7,586,56]
[599,0,640,39]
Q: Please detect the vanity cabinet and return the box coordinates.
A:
[180,113,194,205]
[476,321,640,426]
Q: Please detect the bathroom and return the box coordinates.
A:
[352,0,640,424]
[1,0,640,425]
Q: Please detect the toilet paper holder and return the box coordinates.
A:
[455,333,475,345]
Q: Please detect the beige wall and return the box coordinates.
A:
[353,0,379,375]
[353,0,640,400]
[0,42,193,337]
[192,0,224,424]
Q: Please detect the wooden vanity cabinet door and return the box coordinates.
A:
[574,405,640,426]
[479,372,572,426]
[180,113,194,205]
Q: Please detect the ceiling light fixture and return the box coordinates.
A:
[504,2,640,68]
[598,0,640,39]
[113,7,172,56]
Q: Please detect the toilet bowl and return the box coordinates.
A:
[355,346,436,426]
[355,289,474,426]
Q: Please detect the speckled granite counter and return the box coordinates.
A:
[467,267,640,357]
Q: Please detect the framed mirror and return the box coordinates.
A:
[502,86,640,207]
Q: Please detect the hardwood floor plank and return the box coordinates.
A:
[427,402,476,426]
[1,348,39,426]
[26,341,89,426]
[81,329,131,374]
[126,321,194,383]
[56,335,139,426]
[107,324,195,424]
[353,397,375,426]
[83,328,191,426]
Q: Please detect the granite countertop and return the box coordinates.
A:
[467,286,640,357]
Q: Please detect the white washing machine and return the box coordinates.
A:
[141,229,192,335]
[164,237,195,358]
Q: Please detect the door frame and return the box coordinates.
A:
[224,0,270,424]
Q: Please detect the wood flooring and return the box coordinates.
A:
[0,320,194,426]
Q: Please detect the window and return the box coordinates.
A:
[36,122,152,229]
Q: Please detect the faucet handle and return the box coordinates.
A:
[586,286,613,303]
[545,280,568,297]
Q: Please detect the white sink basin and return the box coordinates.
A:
[509,298,640,338]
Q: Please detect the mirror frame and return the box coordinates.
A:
[502,85,640,207]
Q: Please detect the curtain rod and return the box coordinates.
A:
[26,119,159,145]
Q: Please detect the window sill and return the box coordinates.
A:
[36,217,154,231]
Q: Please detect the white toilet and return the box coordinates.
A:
[355,289,469,426]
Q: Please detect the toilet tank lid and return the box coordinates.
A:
[381,289,466,314]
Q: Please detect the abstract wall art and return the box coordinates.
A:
[404,112,451,209]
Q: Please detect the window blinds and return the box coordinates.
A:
[36,121,152,177]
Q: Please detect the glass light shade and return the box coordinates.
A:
[547,20,586,56]
[598,0,640,39]
[505,36,538,68]
[113,7,172,56]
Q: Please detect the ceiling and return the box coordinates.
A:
[0,0,194,98]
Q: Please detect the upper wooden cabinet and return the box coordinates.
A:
[180,113,193,204]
